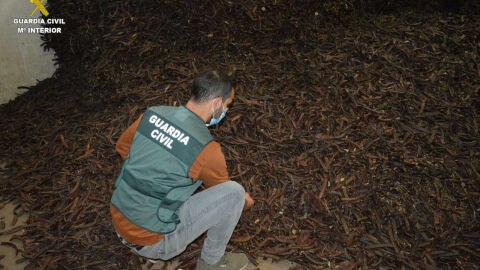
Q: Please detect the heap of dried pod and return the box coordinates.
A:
[0,0,479,269]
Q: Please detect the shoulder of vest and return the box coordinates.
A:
[141,106,212,144]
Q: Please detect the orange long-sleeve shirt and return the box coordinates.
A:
[110,114,229,246]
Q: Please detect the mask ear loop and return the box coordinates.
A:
[211,98,224,118]
[211,101,216,118]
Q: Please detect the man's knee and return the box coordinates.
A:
[221,181,245,200]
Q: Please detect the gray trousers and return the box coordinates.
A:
[132,181,245,265]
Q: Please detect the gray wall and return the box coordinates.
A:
[0,0,56,104]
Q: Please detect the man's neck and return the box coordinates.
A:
[185,99,210,123]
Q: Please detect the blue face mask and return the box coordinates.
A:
[206,101,228,127]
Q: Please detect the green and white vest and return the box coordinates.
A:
[111,106,212,233]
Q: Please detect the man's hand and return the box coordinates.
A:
[244,192,255,210]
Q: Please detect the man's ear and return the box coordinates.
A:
[212,96,223,108]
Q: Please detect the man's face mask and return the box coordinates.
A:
[206,100,228,127]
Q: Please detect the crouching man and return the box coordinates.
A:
[110,69,254,270]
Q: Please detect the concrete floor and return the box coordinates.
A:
[0,201,297,269]
[141,258,298,270]
[0,202,29,270]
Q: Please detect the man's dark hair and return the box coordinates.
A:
[191,69,232,103]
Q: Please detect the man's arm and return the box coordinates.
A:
[190,142,255,209]
[116,114,143,160]
[189,141,229,187]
